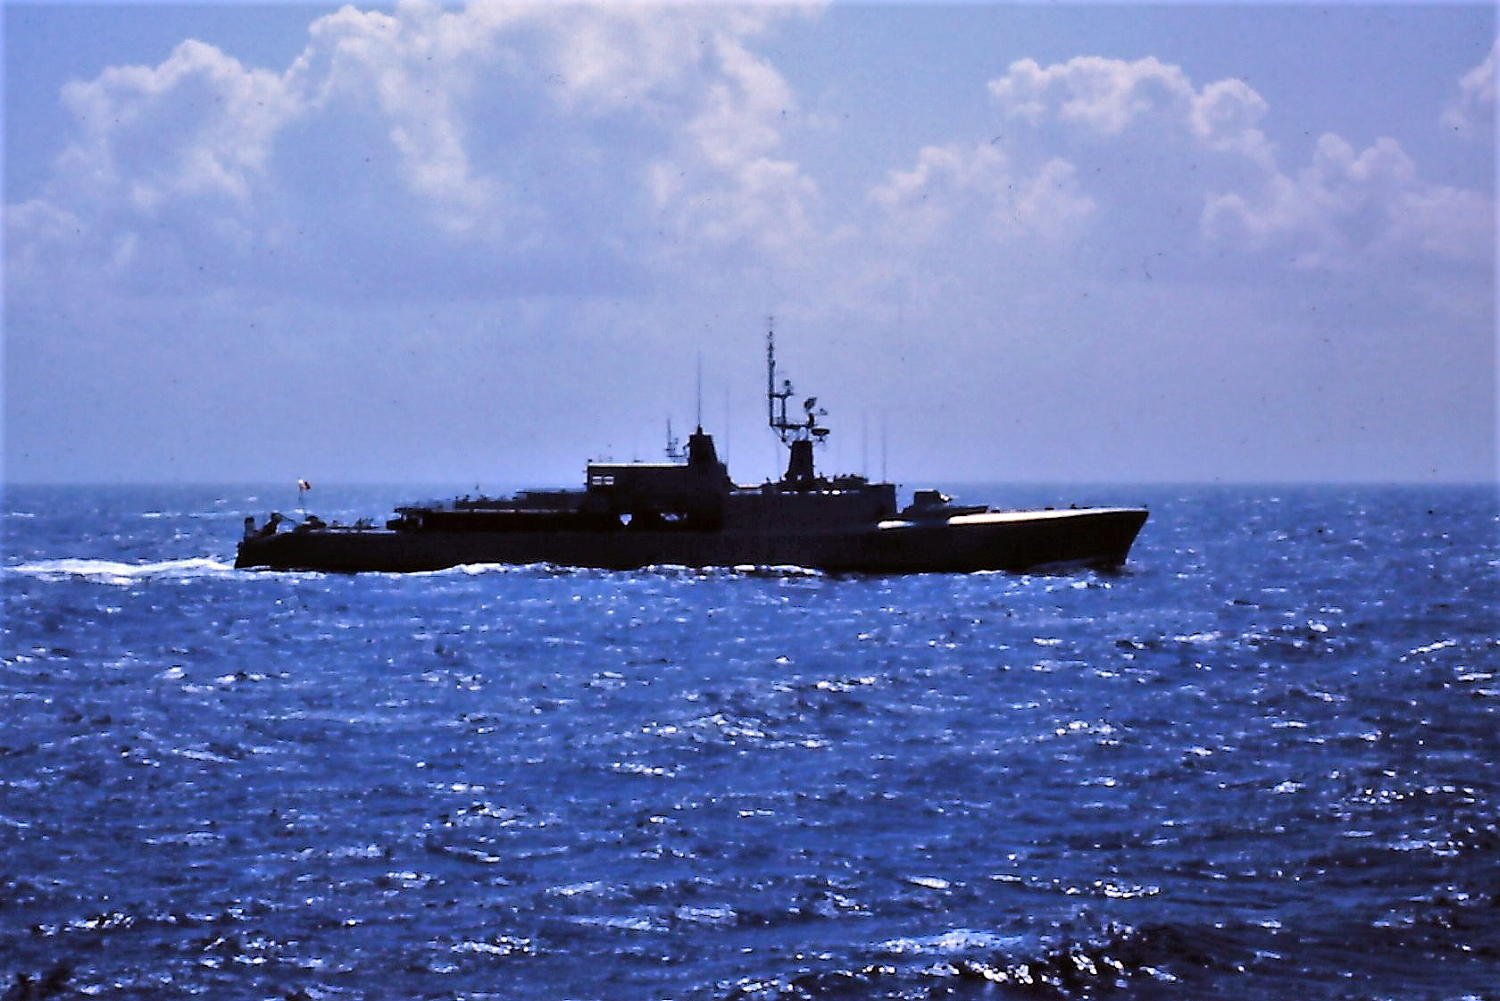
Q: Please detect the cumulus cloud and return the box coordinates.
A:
[864,54,1284,270]
[1442,37,1497,138]
[989,55,1274,164]
[976,53,1493,271]
[288,4,497,229]
[15,17,1488,317]
[869,142,1094,246]
[59,38,294,206]
[865,55,1283,270]
[6,2,820,305]
[1204,133,1492,268]
[7,39,293,297]
[648,29,821,255]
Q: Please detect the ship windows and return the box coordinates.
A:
[589,473,616,488]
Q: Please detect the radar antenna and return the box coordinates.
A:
[765,320,829,446]
[765,319,829,487]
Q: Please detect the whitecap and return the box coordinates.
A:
[567,914,660,932]
[608,761,679,777]
[547,881,605,898]
[1403,639,1458,659]
[906,875,953,890]
[452,937,533,956]
[731,563,823,577]
[175,748,236,764]
[6,557,234,584]
[879,928,1022,955]
[407,562,551,577]
[674,905,737,925]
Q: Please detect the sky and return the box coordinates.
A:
[4,1,1496,486]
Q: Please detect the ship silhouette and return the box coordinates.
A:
[237,326,1147,573]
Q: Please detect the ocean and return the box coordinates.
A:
[2,483,1497,1001]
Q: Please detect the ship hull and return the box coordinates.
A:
[235,507,1148,574]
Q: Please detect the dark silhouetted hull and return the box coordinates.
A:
[235,507,1147,574]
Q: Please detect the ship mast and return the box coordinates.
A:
[765,319,829,485]
[665,417,684,461]
[766,320,781,432]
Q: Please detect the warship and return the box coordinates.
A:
[236,330,1147,573]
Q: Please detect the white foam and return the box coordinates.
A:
[1404,639,1458,659]
[879,928,1022,955]
[6,557,234,584]
[401,562,557,577]
[906,875,953,890]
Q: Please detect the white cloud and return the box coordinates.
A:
[869,142,1094,246]
[57,38,294,207]
[1442,37,1497,138]
[7,2,820,304]
[639,24,823,257]
[20,16,1485,319]
[1203,133,1492,268]
[1190,77,1273,161]
[982,54,1492,271]
[289,3,496,229]
[989,55,1273,165]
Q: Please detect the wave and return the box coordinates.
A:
[878,928,1025,955]
[4,557,235,584]
[397,562,826,579]
[722,919,1255,999]
[1,558,830,582]
[936,920,1250,993]
[404,561,562,577]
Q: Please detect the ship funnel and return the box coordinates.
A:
[785,439,815,484]
[687,426,720,469]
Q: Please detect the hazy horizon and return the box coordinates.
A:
[4,476,1496,490]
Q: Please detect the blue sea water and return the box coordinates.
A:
[2,483,1497,1001]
